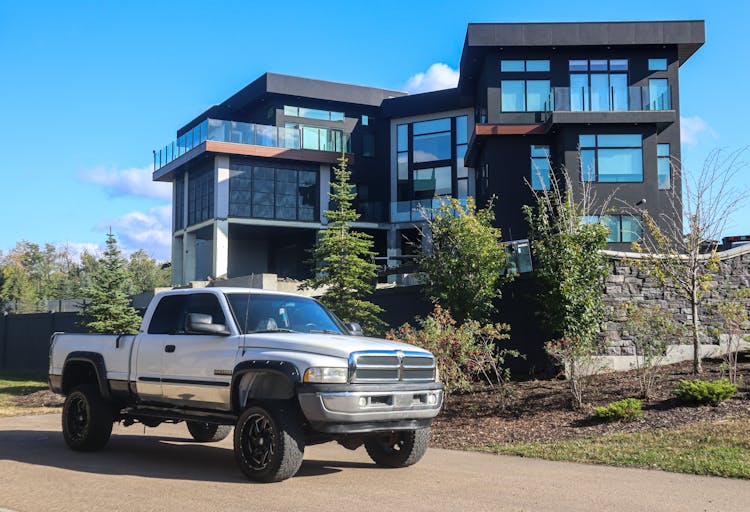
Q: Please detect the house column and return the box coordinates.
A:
[171,236,184,285]
[213,156,230,279]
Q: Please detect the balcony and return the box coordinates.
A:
[545,85,672,113]
[153,119,349,171]
[391,197,468,223]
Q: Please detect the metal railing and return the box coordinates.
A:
[544,85,672,113]
[154,119,349,171]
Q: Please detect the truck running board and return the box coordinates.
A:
[120,406,237,426]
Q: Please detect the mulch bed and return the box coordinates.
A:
[10,390,64,408]
[431,355,750,450]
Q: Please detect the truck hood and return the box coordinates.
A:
[241,333,431,360]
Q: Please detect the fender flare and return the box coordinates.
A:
[230,360,301,412]
[63,351,110,399]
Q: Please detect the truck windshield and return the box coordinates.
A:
[225,293,347,335]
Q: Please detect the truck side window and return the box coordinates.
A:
[148,295,187,334]
[185,293,227,329]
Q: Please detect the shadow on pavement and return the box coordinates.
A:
[0,429,373,482]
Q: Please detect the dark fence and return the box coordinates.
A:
[0,312,87,375]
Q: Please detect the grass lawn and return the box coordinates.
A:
[0,375,61,417]
[486,417,750,479]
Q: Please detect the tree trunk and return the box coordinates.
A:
[691,293,702,375]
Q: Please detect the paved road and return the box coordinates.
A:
[1,414,748,512]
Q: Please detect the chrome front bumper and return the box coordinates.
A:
[298,383,443,423]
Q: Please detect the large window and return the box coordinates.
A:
[657,143,671,190]
[187,167,214,226]
[530,145,551,190]
[583,214,642,243]
[456,115,468,198]
[229,159,318,221]
[501,80,550,112]
[412,118,451,162]
[569,59,628,111]
[174,178,185,231]
[580,134,643,182]
[283,105,344,121]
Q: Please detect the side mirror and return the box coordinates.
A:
[346,322,363,336]
[186,313,230,336]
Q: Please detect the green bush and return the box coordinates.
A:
[594,398,644,421]
[674,379,737,406]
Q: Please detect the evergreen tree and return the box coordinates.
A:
[303,154,385,335]
[127,249,171,295]
[83,230,141,334]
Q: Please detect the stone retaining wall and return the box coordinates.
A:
[600,244,750,357]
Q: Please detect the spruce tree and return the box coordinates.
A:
[84,230,142,334]
[304,154,385,335]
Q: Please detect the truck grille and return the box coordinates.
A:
[349,351,436,383]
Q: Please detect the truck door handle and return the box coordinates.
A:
[165,345,176,353]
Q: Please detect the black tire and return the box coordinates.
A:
[234,402,304,482]
[186,421,232,442]
[364,428,431,468]
[61,385,114,451]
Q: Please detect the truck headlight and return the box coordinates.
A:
[303,367,348,383]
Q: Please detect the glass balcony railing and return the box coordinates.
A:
[542,85,672,113]
[153,119,349,171]
[391,197,468,223]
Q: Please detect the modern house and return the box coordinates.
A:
[153,20,705,285]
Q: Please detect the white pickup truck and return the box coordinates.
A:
[48,287,443,482]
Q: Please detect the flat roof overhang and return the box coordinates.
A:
[153,141,351,182]
[458,20,705,93]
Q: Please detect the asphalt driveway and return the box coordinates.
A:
[0,414,748,512]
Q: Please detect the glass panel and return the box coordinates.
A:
[597,148,643,182]
[229,163,252,218]
[456,144,467,178]
[330,111,345,121]
[302,126,320,150]
[590,60,608,71]
[603,215,621,243]
[590,74,610,111]
[283,105,298,116]
[579,134,596,148]
[413,131,451,162]
[501,80,525,112]
[457,179,468,198]
[531,158,551,190]
[657,143,670,157]
[648,58,667,71]
[255,124,277,146]
[397,152,408,180]
[649,79,670,109]
[526,60,550,72]
[581,149,596,181]
[207,118,225,141]
[610,59,628,71]
[658,157,671,190]
[298,107,329,120]
[361,114,368,126]
[531,144,550,157]
[397,124,408,151]
[363,133,375,157]
[621,215,642,242]
[413,118,451,135]
[501,60,525,72]
[526,80,550,111]
[456,115,468,144]
[413,166,451,199]
[597,134,642,148]
[570,74,589,111]
[569,60,588,71]
[610,74,628,111]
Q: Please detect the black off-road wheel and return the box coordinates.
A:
[62,385,114,451]
[364,428,431,468]
[186,421,232,442]
[234,402,304,482]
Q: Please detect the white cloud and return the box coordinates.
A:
[56,242,102,260]
[404,63,459,94]
[98,204,172,261]
[680,115,718,148]
[81,165,171,201]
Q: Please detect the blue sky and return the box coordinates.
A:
[0,0,747,261]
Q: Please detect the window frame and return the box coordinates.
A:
[501,79,551,112]
[579,134,644,183]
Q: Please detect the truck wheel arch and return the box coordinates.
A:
[231,360,301,412]
[62,352,110,399]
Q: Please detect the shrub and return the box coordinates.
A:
[594,398,644,421]
[674,379,737,406]
[386,305,518,398]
